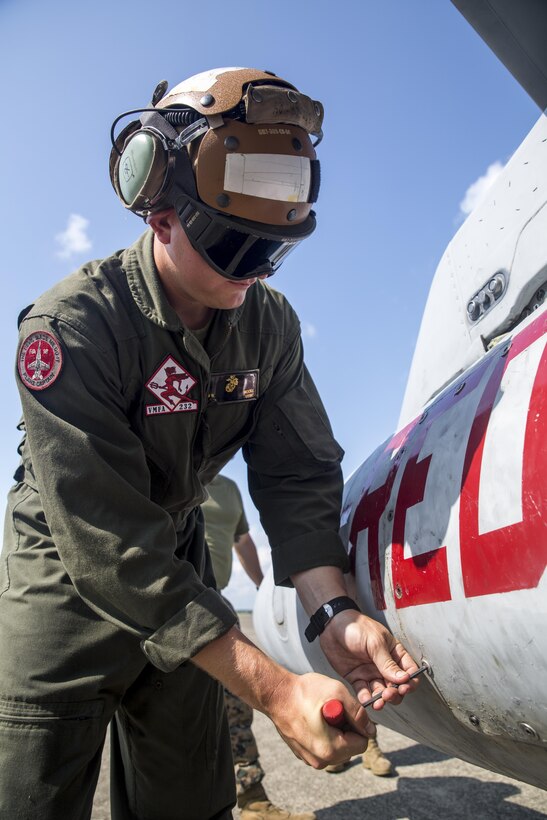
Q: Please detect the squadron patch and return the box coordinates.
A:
[208,370,259,404]
[18,330,63,391]
[145,356,198,416]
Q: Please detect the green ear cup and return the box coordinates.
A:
[118,132,159,207]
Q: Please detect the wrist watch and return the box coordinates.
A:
[304,595,360,642]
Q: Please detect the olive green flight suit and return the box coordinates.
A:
[0,230,347,820]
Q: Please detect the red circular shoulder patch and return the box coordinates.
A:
[18,330,63,391]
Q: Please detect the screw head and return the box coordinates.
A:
[287,209,297,221]
[200,93,215,107]
[216,193,230,208]
[519,722,540,739]
[224,136,239,151]
[488,274,504,297]
[467,299,481,321]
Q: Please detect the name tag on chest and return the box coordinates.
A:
[208,370,259,404]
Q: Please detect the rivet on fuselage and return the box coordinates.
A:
[519,722,540,740]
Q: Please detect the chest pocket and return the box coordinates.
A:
[203,367,272,459]
[208,370,259,404]
[272,385,344,463]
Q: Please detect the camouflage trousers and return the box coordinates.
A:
[224,687,265,792]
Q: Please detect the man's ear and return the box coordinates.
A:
[147,209,176,245]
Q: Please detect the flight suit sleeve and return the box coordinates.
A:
[15,314,236,672]
[243,315,349,586]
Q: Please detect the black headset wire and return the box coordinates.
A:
[110,107,203,155]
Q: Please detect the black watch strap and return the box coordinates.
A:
[304,596,360,642]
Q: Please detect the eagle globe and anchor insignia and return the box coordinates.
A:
[145,356,198,416]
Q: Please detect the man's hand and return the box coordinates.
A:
[192,626,374,768]
[265,671,375,768]
[319,610,420,709]
[291,566,420,709]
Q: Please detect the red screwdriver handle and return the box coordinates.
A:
[322,699,346,728]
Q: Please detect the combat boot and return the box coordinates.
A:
[361,736,393,776]
[238,782,316,819]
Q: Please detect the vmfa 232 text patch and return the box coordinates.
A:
[145,355,198,415]
[18,330,63,391]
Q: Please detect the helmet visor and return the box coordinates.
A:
[176,195,315,280]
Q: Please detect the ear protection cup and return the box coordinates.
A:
[110,123,173,213]
[118,131,167,209]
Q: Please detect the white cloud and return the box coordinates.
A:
[459,161,504,217]
[55,214,92,259]
[301,321,317,339]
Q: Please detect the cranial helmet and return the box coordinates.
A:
[109,67,324,279]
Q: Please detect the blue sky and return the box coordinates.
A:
[0,0,540,608]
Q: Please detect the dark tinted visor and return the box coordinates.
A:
[176,195,315,280]
[205,229,297,278]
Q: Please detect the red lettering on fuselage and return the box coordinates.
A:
[349,312,547,608]
[349,424,415,610]
[460,315,547,597]
[391,451,452,608]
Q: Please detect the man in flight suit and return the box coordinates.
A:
[0,68,419,819]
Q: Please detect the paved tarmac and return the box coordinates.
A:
[91,613,547,819]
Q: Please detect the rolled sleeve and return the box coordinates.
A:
[271,530,349,587]
[142,587,238,672]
